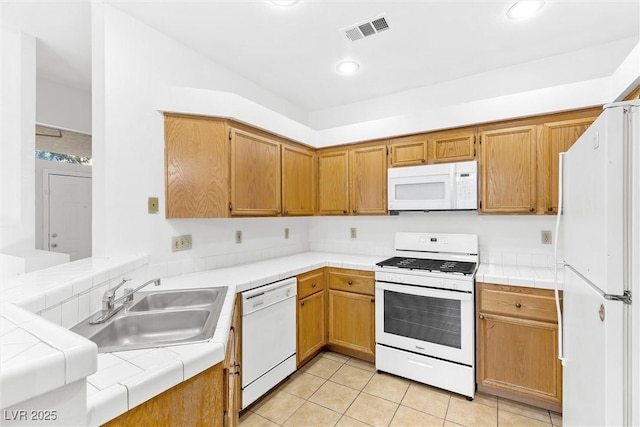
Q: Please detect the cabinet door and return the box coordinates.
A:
[328,290,375,360]
[282,144,315,216]
[389,135,427,167]
[317,149,349,215]
[165,114,229,218]
[429,130,476,164]
[477,313,562,411]
[540,117,596,214]
[480,125,537,213]
[297,291,326,366]
[230,128,281,216]
[350,144,387,215]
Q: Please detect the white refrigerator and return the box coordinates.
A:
[559,100,639,426]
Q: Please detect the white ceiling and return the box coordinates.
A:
[2,1,639,113]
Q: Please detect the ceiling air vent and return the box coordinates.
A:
[342,14,389,42]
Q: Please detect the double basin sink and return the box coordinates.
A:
[72,287,227,353]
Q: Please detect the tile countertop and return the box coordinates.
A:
[477,263,564,290]
[1,250,562,426]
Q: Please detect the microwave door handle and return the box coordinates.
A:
[450,166,456,209]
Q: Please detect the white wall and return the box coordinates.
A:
[36,77,92,134]
[1,28,36,253]
[310,213,560,267]
[92,4,311,270]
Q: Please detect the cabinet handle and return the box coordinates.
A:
[528,207,535,213]
[343,210,347,214]
[547,207,553,212]
[515,302,522,308]
[421,159,426,163]
[51,243,58,248]
[312,283,317,288]
[479,314,485,319]
[301,301,305,306]
[348,280,353,285]
[371,298,375,303]
[353,209,357,214]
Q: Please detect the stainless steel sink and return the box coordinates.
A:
[72,287,227,353]
[129,288,224,311]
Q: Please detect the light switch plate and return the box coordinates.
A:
[350,227,357,239]
[148,197,159,214]
[541,230,552,245]
[235,230,242,244]
[284,228,289,239]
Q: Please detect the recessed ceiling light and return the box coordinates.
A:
[336,61,360,75]
[270,0,298,6]
[506,1,545,19]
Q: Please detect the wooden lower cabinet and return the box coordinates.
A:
[104,363,224,427]
[327,269,375,362]
[296,269,327,366]
[476,283,562,412]
[224,295,242,427]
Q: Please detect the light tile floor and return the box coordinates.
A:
[240,351,563,427]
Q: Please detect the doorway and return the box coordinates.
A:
[42,170,92,261]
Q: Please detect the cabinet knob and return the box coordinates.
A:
[547,207,553,212]
[312,283,316,288]
[348,280,353,285]
[371,298,375,303]
[421,159,426,163]
[353,209,357,214]
[51,233,58,238]
[528,207,535,213]
[301,301,305,306]
[343,210,347,214]
[51,243,58,248]
[515,302,522,308]
[479,314,484,319]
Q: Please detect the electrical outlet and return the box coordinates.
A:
[541,230,552,245]
[235,230,242,244]
[171,234,192,252]
[350,227,357,239]
[148,197,159,214]
[284,228,289,239]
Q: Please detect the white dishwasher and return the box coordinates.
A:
[241,277,297,409]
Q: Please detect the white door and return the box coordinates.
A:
[48,173,92,261]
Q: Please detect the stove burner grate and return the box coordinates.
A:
[376,257,476,276]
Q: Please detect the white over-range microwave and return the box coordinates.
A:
[387,160,478,212]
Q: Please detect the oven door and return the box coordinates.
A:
[375,281,474,366]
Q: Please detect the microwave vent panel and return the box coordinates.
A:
[342,15,389,42]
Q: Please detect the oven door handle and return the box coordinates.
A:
[376,282,473,301]
[407,359,433,370]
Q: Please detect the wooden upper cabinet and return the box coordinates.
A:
[350,143,387,215]
[389,134,427,167]
[429,129,476,164]
[480,125,537,214]
[317,149,349,215]
[165,114,229,218]
[282,144,315,216]
[540,116,596,214]
[229,128,281,216]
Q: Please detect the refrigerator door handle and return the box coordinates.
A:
[564,264,632,305]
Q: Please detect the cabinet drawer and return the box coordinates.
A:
[479,286,558,323]
[297,269,325,300]
[328,269,374,296]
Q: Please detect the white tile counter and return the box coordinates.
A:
[477,263,563,290]
[1,250,561,426]
[86,251,381,425]
[0,303,97,421]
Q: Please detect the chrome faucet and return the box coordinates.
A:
[90,278,161,324]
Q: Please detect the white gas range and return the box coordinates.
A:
[375,232,478,399]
